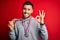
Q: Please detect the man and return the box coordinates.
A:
[8,1,48,40]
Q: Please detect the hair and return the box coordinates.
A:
[23,1,33,8]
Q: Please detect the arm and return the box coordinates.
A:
[9,29,16,40]
[8,19,18,40]
[35,10,48,40]
[38,23,48,40]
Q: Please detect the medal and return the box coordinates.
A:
[22,17,31,37]
[24,32,29,37]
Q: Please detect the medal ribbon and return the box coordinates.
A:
[22,17,31,33]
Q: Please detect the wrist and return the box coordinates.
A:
[40,18,44,24]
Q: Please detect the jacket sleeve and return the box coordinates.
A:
[37,23,48,40]
[9,22,18,40]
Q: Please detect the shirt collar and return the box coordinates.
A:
[22,16,32,22]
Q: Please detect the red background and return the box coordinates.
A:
[0,0,60,40]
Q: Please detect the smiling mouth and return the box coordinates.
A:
[25,13,28,15]
[24,13,28,15]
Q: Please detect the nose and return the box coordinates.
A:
[25,10,28,13]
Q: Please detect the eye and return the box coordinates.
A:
[28,9,30,11]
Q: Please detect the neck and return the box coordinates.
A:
[22,16,31,19]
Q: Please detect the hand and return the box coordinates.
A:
[35,10,45,24]
[8,19,15,30]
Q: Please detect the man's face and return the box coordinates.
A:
[22,5,33,18]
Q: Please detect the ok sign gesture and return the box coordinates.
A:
[35,10,45,24]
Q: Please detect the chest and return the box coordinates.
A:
[17,21,38,34]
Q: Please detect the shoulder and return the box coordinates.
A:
[13,18,22,25]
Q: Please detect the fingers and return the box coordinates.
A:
[42,10,45,16]
[8,20,14,30]
[39,10,41,16]
[8,24,12,28]
[39,10,45,16]
[8,19,18,30]
[39,10,45,17]
[42,10,44,15]
[8,23,14,30]
[9,21,13,25]
[43,12,45,17]
[8,20,14,27]
[35,15,40,19]
[8,19,17,28]
[12,19,15,23]
[35,15,40,23]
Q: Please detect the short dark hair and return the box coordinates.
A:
[23,1,33,8]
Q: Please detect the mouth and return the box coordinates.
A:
[24,13,28,16]
[23,13,29,17]
[22,13,30,19]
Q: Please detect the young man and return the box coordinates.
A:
[8,1,48,40]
